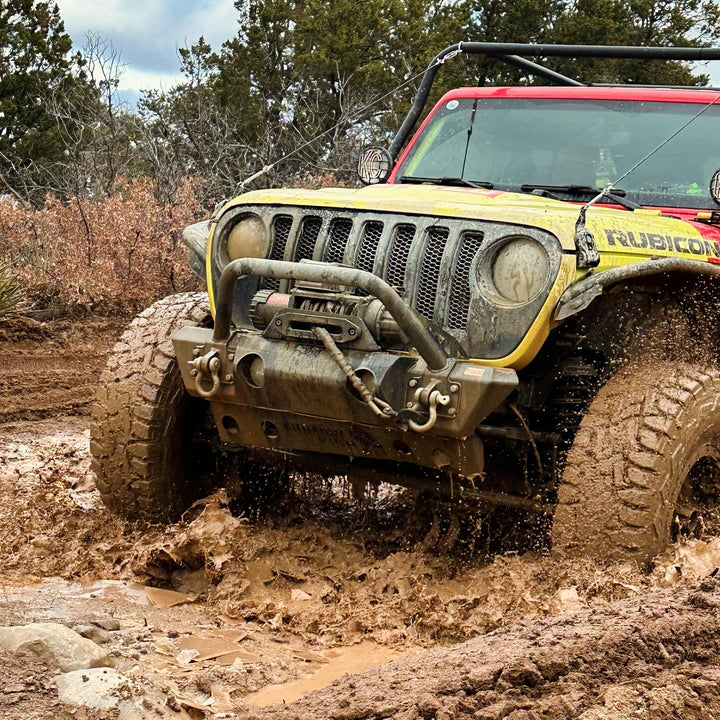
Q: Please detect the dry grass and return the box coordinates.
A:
[0,177,204,314]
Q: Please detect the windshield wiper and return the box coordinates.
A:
[521,184,642,210]
[398,176,494,189]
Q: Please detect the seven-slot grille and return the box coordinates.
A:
[264,209,487,333]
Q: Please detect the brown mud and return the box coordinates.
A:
[0,646,78,720]
[0,316,126,422]
[4,318,720,718]
[247,582,720,720]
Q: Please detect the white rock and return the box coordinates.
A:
[0,622,114,672]
[549,586,583,613]
[55,667,128,709]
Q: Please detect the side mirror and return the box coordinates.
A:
[357,147,393,185]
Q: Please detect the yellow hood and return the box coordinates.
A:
[225,183,703,258]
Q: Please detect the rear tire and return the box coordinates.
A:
[552,361,720,562]
[90,292,214,520]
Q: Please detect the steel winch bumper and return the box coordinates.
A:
[172,258,518,476]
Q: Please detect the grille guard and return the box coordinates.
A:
[213,257,449,371]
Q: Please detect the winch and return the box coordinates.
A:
[248,280,409,352]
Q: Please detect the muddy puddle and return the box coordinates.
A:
[244,641,403,707]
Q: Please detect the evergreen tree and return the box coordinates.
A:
[0,1,83,198]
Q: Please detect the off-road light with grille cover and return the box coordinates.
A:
[226,214,269,261]
[490,237,550,304]
[711,169,720,205]
[357,147,392,185]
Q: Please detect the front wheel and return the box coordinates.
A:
[90,292,218,520]
[552,361,720,562]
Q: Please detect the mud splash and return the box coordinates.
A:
[4,416,720,655]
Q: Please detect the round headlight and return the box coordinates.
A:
[226,215,268,261]
[491,237,549,304]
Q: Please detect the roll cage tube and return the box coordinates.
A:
[389,42,720,160]
[213,258,449,372]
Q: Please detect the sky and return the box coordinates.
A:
[54,0,239,104]
[699,61,720,87]
[54,0,720,102]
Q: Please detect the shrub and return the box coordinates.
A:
[0,177,204,314]
[0,262,25,318]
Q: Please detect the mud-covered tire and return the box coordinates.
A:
[552,361,720,562]
[90,292,214,521]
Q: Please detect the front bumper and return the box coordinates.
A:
[173,326,517,476]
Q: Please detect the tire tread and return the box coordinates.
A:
[552,361,720,560]
[90,292,210,520]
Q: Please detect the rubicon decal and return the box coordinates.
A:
[604,228,720,257]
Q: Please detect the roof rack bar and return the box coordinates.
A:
[498,55,584,87]
[388,42,720,159]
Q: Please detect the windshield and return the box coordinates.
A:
[395,97,720,209]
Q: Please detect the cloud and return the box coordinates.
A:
[54,1,720,90]
[54,0,237,92]
[119,67,184,92]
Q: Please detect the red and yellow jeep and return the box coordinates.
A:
[91,43,720,561]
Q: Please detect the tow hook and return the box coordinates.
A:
[407,381,451,433]
[189,348,222,398]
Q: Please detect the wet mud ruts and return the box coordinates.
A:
[244,582,720,719]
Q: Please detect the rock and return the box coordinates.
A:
[0,623,114,672]
[55,667,128,709]
[550,586,583,613]
[90,616,121,632]
[76,624,113,644]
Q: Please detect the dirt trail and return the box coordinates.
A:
[4,318,720,717]
[0,316,125,422]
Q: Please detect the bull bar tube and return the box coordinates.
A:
[213,258,450,372]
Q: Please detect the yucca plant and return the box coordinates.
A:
[0,262,26,318]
